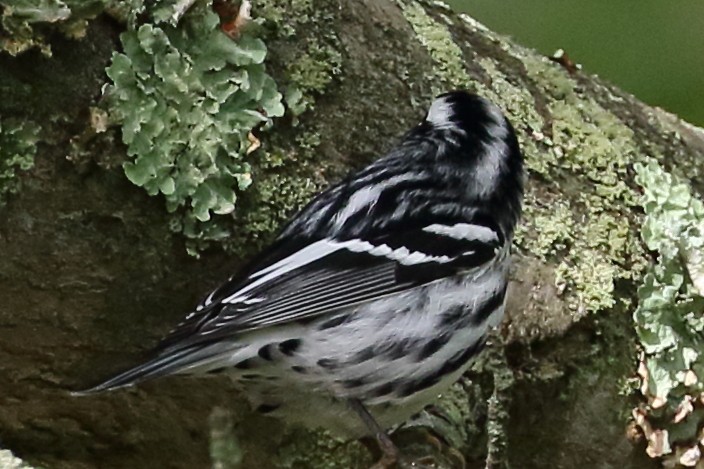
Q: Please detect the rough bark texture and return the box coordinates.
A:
[1,1,703,468]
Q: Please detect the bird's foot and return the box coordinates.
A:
[368,431,401,469]
[382,425,466,469]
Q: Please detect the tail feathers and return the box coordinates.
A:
[72,343,240,396]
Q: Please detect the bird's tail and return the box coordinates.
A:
[72,342,241,396]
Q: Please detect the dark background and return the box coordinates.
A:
[448,0,704,126]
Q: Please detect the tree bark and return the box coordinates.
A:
[1,1,703,468]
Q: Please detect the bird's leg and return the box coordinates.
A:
[349,399,401,469]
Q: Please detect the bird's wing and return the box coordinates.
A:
[156,220,502,352]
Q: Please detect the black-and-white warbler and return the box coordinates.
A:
[78,91,524,465]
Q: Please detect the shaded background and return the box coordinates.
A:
[448,0,704,126]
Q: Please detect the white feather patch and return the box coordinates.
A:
[426,96,454,128]
[223,240,342,304]
[220,234,460,305]
[343,239,453,265]
[422,223,498,244]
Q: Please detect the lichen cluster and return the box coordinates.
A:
[0,118,40,204]
[0,0,104,55]
[632,159,704,466]
[526,93,645,315]
[398,0,465,93]
[93,0,345,255]
[104,2,286,253]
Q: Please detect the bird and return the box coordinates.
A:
[76,90,524,467]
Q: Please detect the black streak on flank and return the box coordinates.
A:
[291,365,307,373]
[342,377,368,389]
[258,344,275,361]
[317,358,339,370]
[397,374,442,398]
[234,359,254,370]
[256,403,281,414]
[399,338,487,398]
[416,333,452,361]
[385,337,424,360]
[352,338,425,364]
[440,304,465,327]
[207,367,229,374]
[369,380,399,398]
[469,285,507,327]
[279,339,302,356]
[351,347,376,363]
[439,338,486,376]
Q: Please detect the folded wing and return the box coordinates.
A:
[158,221,502,352]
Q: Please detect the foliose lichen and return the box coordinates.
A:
[632,159,704,466]
[0,0,105,55]
[0,118,40,204]
[105,1,285,253]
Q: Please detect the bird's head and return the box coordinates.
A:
[424,91,505,135]
[419,90,524,235]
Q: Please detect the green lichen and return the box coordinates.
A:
[288,39,341,97]
[468,47,644,315]
[141,0,343,255]
[0,0,105,55]
[274,429,370,469]
[257,0,342,111]
[398,0,466,92]
[473,58,545,161]
[0,118,40,204]
[515,193,573,259]
[105,2,285,251]
[496,53,647,315]
[632,159,704,463]
[231,171,320,249]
